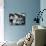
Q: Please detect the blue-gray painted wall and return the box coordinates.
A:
[4,0,40,42]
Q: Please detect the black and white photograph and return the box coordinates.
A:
[9,13,25,25]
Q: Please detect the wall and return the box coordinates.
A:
[4,0,40,42]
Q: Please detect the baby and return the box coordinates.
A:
[23,32,34,46]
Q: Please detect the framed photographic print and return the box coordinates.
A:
[9,13,25,25]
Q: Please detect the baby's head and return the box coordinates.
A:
[26,32,32,41]
[23,32,34,46]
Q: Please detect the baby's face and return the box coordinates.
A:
[26,32,31,38]
[25,32,32,41]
